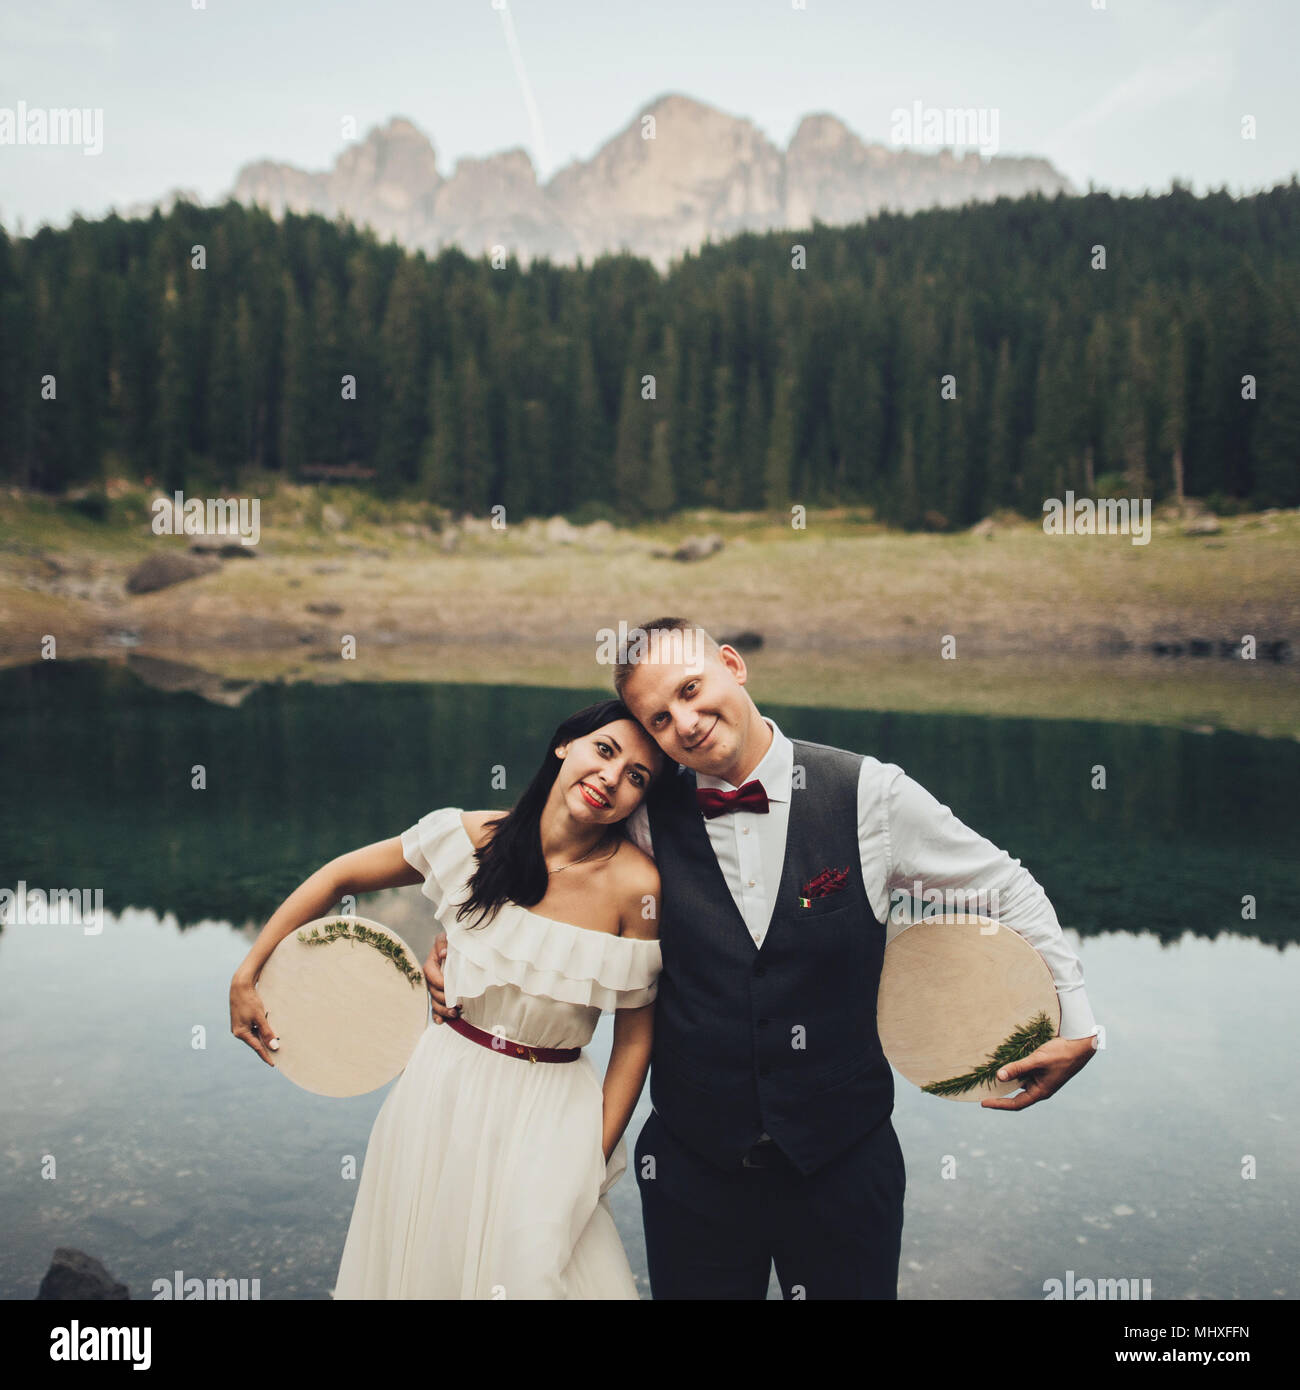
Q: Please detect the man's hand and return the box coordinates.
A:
[423,932,460,1022]
[980,1034,1098,1110]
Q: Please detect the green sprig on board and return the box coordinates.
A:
[296,919,423,988]
[922,1011,1057,1097]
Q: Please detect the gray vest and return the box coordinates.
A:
[647,738,895,1175]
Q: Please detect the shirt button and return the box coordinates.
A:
[747,879,755,888]
[743,827,750,835]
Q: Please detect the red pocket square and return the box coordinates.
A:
[799,867,850,905]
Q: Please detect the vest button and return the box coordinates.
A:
[757,1018,769,1028]
[753,965,766,977]
[758,1065,770,1078]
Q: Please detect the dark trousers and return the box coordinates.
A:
[634,1107,905,1299]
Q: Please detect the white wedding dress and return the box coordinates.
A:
[331,807,661,1300]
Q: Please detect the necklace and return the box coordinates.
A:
[547,834,618,874]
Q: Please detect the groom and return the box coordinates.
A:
[430,617,1099,1298]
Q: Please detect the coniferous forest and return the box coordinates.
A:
[1,179,1298,525]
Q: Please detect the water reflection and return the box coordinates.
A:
[1,661,1294,945]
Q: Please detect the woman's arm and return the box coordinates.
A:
[599,858,660,1160]
[601,1002,654,1162]
[229,835,424,1065]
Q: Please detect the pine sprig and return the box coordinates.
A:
[921,1011,1057,1097]
[295,918,422,988]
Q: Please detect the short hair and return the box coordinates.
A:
[613,616,720,698]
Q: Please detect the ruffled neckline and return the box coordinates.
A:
[456,813,652,937]
[402,807,661,1012]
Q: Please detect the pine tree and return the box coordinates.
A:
[156,278,192,492]
[522,398,552,513]
[1118,316,1150,497]
[278,273,311,481]
[569,335,606,509]
[1252,268,1300,506]
[312,277,345,470]
[457,354,490,515]
[985,338,1014,512]
[419,356,455,505]
[764,370,796,510]
[895,423,921,529]
[208,299,245,482]
[60,257,105,487]
[738,362,766,509]
[1161,318,1187,504]
[613,363,652,517]
[1082,316,1112,491]
[376,258,429,494]
[709,363,740,508]
[678,342,709,507]
[645,417,676,515]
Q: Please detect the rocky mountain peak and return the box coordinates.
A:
[205,95,1073,270]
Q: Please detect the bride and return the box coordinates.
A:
[229,699,667,1298]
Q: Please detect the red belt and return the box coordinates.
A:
[446,1015,580,1064]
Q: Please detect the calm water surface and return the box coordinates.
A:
[1,661,1296,1299]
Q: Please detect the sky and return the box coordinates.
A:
[1,0,1295,234]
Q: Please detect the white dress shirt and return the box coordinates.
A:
[629,717,1099,1041]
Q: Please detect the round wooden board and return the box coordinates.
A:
[255,915,428,1098]
[876,914,1060,1102]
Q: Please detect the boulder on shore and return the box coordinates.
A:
[671,533,724,562]
[37,1247,129,1300]
[125,550,220,595]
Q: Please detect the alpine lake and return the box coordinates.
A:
[1,660,1296,1300]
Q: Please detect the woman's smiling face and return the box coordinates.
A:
[556,718,662,824]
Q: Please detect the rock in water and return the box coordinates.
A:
[36,1247,130,1300]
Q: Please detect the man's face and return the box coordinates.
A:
[621,641,755,781]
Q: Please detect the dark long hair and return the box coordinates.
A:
[456,699,672,928]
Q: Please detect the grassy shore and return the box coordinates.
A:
[1,485,1296,737]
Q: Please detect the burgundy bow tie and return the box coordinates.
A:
[695,781,770,818]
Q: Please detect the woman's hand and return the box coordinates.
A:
[423,933,460,1022]
[230,971,279,1066]
[226,836,424,1063]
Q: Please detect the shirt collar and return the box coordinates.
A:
[695,717,791,802]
